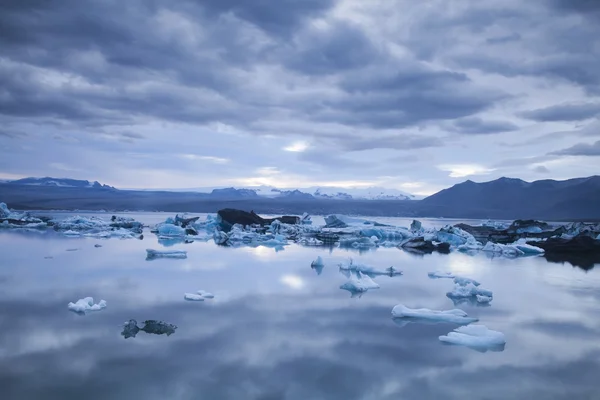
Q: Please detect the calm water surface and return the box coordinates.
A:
[1,213,599,400]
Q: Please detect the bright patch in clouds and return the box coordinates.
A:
[180,154,229,164]
[437,164,496,178]
[283,141,309,152]
[280,275,305,289]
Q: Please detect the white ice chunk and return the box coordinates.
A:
[68,297,107,314]
[482,242,525,257]
[339,272,380,293]
[339,259,402,277]
[197,290,214,299]
[476,295,492,304]
[439,325,506,350]
[184,293,205,301]
[447,283,493,299]
[146,249,187,259]
[391,305,478,324]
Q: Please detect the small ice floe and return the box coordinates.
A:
[339,259,402,278]
[428,271,456,279]
[184,290,214,301]
[298,237,324,246]
[44,256,53,259]
[339,272,380,297]
[66,248,79,252]
[311,256,325,275]
[68,297,107,315]
[447,283,493,303]
[439,325,506,352]
[146,249,187,260]
[94,244,102,248]
[121,319,177,339]
[391,305,478,325]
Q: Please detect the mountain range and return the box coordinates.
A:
[1,176,599,220]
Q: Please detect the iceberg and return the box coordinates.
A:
[298,237,324,246]
[146,249,187,260]
[68,297,107,314]
[439,325,506,351]
[311,256,325,275]
[157,223,187,237]
[0,202,46,228]
[339,272,380,297]
[391,305,479,325]
[185,290,215,301]
[447,283,493,300]
[509,238,545,255]
[482,242,525,257]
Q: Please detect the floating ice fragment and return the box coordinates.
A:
[447,283,493,299]
[197,290,214,299]
[68,297,107,314]
[439,325,506,351]
[146,249,187,259]
[184,293,205,301]
[392,305,478,325]
[428,271,456,279]
[339,272,380,297]
[311,256,325,275]
[482,242,525,257]
[94,244,102,248]
[121,319,177,338]
[339,259,402,277]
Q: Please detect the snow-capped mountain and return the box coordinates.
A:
[6,177,114,189]
[145,185,418,200]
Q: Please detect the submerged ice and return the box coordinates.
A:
[146,249,187,259]
[439,325,506,351]
[391,305,478,325]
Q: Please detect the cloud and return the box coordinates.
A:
[180,154,230,164]
[549,140,600,156]
[519,102,600,122]
[449,117,519,134]
[437,164,495,178]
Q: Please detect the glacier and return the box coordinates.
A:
[391,305,479,325]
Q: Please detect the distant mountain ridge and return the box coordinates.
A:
[1,176,599,219]
[420,175,600,220]
[7,177,114,189]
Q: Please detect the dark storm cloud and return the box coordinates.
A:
[519,102,600,122]
[449,117,519,134]
[336,134,444,152]
[549,140,600,156]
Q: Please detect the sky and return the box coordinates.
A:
[1,0,599,196]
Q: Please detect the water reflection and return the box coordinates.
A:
[0,223,599,399]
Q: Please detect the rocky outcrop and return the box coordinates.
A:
[399,237,450,254]
[526,236,600,254]
[217,208,300,232]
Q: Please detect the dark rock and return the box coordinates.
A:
[121,319,177,339]
[526,236,600,254]
[175,215,200,228]
[507,219,551,233]
[399,237,449,254]
[217,209,300,232]
[454,223,517,244]
[109,216,144,233]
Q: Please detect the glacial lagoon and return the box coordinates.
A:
[1,212,600,399]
